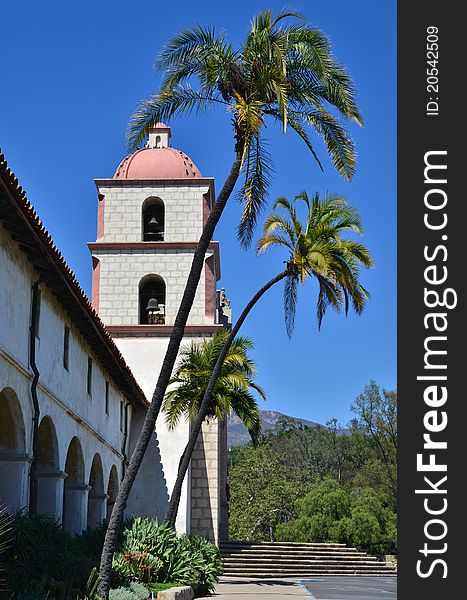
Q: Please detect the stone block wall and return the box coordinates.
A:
[97,183,211,243]
[94,249,214,326]
[190,419,220,544]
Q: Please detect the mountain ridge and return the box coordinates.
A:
[227,409,321,447]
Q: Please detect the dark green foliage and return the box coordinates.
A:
[276,479,397,555]
[113,518,221,595]
[351,381,397,508]
[228,443,313,541]
[0,506,12,592]
[0,512,106,600]
[179,535,223,596]
[1,514,220,599]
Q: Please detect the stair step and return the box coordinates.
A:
[220,542,355,550]
[222,567,396,572]
[224,563,392,571]
[220,541,396,577]
[222,570,396,577]
[223,558,384,567]
[222,551,371,558]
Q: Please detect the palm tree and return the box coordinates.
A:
[98,11,362,596]
[163,333,264,446]
[164,192,374,527]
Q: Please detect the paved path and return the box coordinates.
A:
[302,576,397,599]
[203,576,397,599]
[204,577,309,598]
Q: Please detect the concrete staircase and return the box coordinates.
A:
[220,541,397,578]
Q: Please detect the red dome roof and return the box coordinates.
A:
[113,147,202,180]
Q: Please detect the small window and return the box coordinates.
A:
[33,289,41,338]
[105,381,110,415]
[63,326,70,370]
[87,358,93,397]
[120,401,125,432]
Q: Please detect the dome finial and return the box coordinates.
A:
[147,122,171,149]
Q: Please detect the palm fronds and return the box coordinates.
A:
[258,191,374,334]
[163,333,264,444]
[127,9,363,245]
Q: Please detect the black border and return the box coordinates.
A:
[398,3,462,597]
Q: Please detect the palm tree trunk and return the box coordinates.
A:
[164,268,289,529]
[97,149,244,599]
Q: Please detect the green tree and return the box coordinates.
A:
[164,191,373,527]
[276,479,396,555]
[350,381,397,508]
[228,444,311,541]
[163,333,264,444]
[99,11,362,594]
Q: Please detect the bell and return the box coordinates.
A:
[145,298,159,311]
[148,217,159,227]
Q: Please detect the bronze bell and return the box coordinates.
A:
[146,298,159,311]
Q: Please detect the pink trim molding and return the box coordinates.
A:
[97,194,105,240]
[205,255,215,320]
[106,324,225,337]
[91,257,101,313]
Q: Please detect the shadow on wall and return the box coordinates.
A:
[191,427,215,542]
[125,405,169,519]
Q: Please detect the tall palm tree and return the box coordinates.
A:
[99,11,362,596]
[163,334,264,445]
[164,192,374,527]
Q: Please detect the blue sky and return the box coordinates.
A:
[1,0,396,425]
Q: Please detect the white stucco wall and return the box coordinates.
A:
[0,222,154,527]
[0,223,126,454]
[113,336,205,533]
[125,404,169,523]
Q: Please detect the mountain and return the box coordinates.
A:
[227,410,321,448]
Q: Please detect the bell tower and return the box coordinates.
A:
[88,123,229,542]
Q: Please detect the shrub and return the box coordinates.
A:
[2,512,87,599]
[0,512,105,600]
[275,479,397,555]
[1,513,221,599]
[178,535,223,596]
[109,582,149,600]
[113,518,222,594]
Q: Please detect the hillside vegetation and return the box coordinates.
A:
[228,381,397,555]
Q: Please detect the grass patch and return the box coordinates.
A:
[146,582,181,592]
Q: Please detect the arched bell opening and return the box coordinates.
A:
[142,197,165,241]
[139,275,166,325]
